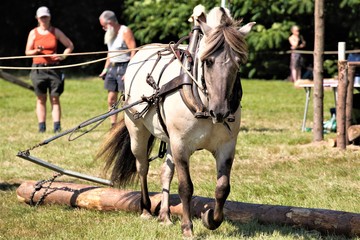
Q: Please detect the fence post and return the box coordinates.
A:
[336,42,347,149]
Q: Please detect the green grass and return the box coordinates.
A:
[1,77,359,239]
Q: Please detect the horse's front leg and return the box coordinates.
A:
[202,140,236,230]
[158,149,174,225]
[172,145,194,237]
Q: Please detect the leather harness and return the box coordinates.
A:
[128,25,242,137]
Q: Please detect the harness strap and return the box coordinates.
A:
[157,54,178,86]
[157,74,191,97]
[155,98,169,136]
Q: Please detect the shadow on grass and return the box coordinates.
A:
[227,220,351,240]
[196,219,351,239]
[240,127,286,133]
[0,182,21,191]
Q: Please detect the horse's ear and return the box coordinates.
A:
[239,22,256,36]
[197,19,212,36]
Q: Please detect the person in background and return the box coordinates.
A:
[289,25,306,82]
[25,6,74,133]
[98,10,136,128]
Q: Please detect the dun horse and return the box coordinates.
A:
[97,7,254,237]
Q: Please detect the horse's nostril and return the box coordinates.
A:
[224,111,230,119]
[209,110,227,123]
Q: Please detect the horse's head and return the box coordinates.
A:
[197,7,255,123]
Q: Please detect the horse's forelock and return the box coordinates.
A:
[199,18,248,64]
[207,7,232,28]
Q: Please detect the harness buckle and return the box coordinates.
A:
[146,74,160,90]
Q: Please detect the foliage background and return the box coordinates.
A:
[0,0,359,78]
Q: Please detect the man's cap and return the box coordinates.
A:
[36,6,51,18]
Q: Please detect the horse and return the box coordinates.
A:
[97,7,255,237]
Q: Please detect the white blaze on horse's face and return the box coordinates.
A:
[198,20,255,124]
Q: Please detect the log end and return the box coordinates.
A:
[328,138,337,147]
[348,125,360,142]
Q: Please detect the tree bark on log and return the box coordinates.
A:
[16,181,360,237]
[0,70,34,91]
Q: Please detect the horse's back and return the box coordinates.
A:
[124,44,186,104]
[123,44,187,140]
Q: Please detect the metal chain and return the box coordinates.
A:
[30,173,63,207]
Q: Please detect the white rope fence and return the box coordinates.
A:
[0,43,169,70]
[0,43,359,71]
[282,49,360,55]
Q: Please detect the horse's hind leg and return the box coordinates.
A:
[202,141,236,230]
[159,149,174,225]
[125,117,153,218]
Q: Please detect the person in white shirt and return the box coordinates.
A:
[99,10,136,127]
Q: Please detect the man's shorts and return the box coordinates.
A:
[30,65,64,97]
[104,62,128,92]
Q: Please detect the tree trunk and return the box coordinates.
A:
[337,60,348,149]
[313,0,325,141]
[346,65,356,145]
[17,181,360,237]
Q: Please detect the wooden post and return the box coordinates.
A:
[337,42,347,149]
[346,65,356,145]
[16,181,360,237]
[313,0,325,141]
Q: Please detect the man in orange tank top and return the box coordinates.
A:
[25,6,74,133]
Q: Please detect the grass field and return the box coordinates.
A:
[0,76,359,240]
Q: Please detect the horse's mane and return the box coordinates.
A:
[200,7,248,66]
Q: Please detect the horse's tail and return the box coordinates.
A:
[96,119,136,187]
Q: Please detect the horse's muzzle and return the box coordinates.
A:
[209,110,230,124]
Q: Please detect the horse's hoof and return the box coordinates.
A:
[181,223,193,238]
[158,210,173,225]
[158,216,173,226]
[182,228,193,239]
[160,220,173,226]
[140,211,152,220]
[201,209,222,230]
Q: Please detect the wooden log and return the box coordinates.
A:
[348,124,360,142]
[17,181,360,237]
[0,70,34,91]
[328,137,337,147]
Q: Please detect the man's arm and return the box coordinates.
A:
[123,27,136,59]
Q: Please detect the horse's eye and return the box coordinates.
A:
[205,58,214,67]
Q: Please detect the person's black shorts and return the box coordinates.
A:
[30,64,64,97]
[104,62,128,92]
